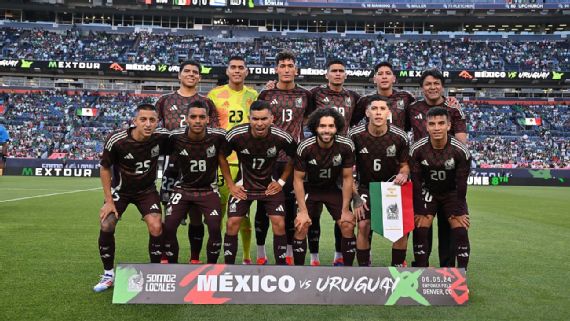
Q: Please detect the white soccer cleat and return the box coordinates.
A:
[93,274,114,293]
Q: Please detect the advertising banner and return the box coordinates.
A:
[4,158,100,177]
[113,264,468,305]
[468,168,570,187]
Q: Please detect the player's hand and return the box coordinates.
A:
[446,96,460,108]
[452,215,470,229]
[353,205,366,221]
[229,184,247,200]
[340,209,355,226]
[265,181,282,196]
[393,173,409,186]
[99,201,118,222]
[294,210,312,231]
[264,80,276,90]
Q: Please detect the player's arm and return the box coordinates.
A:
[99,165,118,222]
[293,169,311,230]
[454,151,471,228]
[394,162,410,186]
[218,153,246,200]
[340,167,355,224]
[266,159,292,196]
[450,104,468,144]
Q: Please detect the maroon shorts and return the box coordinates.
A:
[305,188,343,221]
[165,188,222,226]
[228,191,285,218]
[113,189,162,218]
[414,190,468,218]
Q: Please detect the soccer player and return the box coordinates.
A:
[349,95,410,266]
[162,101,226,264]
[292,108,356,266]
[94,104,169,292]
[0,124,9,172]
[208,56,258,264]
[409,107,471,270]
[307,59,361,266]
[353,61,415,129]
[254,51,313,265]
[408,69,468,267]
[155,60,219,264]
[221,100,297,265]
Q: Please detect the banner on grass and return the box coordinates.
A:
[113,264,468,305]
[369,182,414,242]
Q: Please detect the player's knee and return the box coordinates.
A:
[100,216,117,233]
[270,217,285,234]
[340,222,355,237]
[226,217,241,235]
[358,220,370,233]
[147,220,162,236]
[393,236,408,249]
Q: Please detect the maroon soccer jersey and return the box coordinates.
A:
[100,128,170,196]
[348,124,409,188]
[225,124,297,197]
[409,136,471,200]
[408,98,467,142]
[310,85,360,134]
[354,90,415,130]
[155,91,219,130]
[167,127,227,192]
[257,86,314,143]
[295,135,355,191]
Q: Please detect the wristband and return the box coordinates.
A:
[277,179,286,187]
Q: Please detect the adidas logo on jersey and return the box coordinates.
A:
[322,96,330,103]
[124,153,134,159]
[415,114,423,120]
[271,99,279,105]
[421,160,429,166]
[169,105,178,111]
[210,210,219,216]
[241,149,250,155]
[275,205,284,212]
[150,204,159,211]
[309,159,318,165]
[359,148,369,154]
[180,149,189,156]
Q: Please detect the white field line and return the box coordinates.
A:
[0,187,101,203]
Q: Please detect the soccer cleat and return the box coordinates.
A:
[310,260,320,266]
[189,259,203,264]
[242,258,253,265]
[256,257,268,265]
[332,257,344,266]
[285,256,293,266]
[93,274,114,293]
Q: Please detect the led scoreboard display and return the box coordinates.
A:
[143,0,252,6]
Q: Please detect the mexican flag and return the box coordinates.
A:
[76,107,98,117]
[370,182,414,242]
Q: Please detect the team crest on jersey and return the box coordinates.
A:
[151,145,160,158]
[397,99,405,110]
[386,203,399,220]
[332,154,342,166]
[345,96,352,106]
[444,158,456,170]
[206,145,216,158]
[267,146,277,157]
[386,144,396,157]
[295,97,303,108]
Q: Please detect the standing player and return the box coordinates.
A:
[162,101,226,264]
[93,104,169,292]
[307,59,361,266]
[349,95,410,267]
[221,100,297,265]
[409,107,471,270]
[0,124,9,173]
[408,69,468,267]
[292,108,356,266]
[254,51,313,265]
[208,56,258,264]
[155,60,219,264]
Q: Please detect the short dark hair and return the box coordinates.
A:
[136,103,156,112]
[228,56,246,65]
[275,51,296,65]
[420,69,445,86]
[366,94,390,109]
[426,106,449,120]
[306,108,345,136]
[179,60,201,73]
[250,100,271,113]
[187,100,209,114]
[373,61,394,74]
[326,59,345,70]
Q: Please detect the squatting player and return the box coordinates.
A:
[155,60,219,264]
[208,56,258,264]
[162,101,226,264]
[255,51,313,265]
[292,108,356,266]
[409,107,471,270]
[221,100,297,265]
[349,95,410,266]
[93,104,169,292]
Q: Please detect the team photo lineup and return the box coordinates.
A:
[93,53,472,293]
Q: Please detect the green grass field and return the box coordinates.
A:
[1,176,569,321]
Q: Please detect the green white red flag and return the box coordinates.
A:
[370,182,414,242]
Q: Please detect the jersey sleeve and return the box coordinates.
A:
[398,137,410,164]
[303,89,316,117]
[455,147,471,201]
[284,137,298,160]
[206,98,220,128]
[409,147,423,199]
[155,96,166,123]
[100,134,116,168]
[342,142,355,168]
[450,106,467,134]
[352,96,368,127]
[294,146,307,172]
